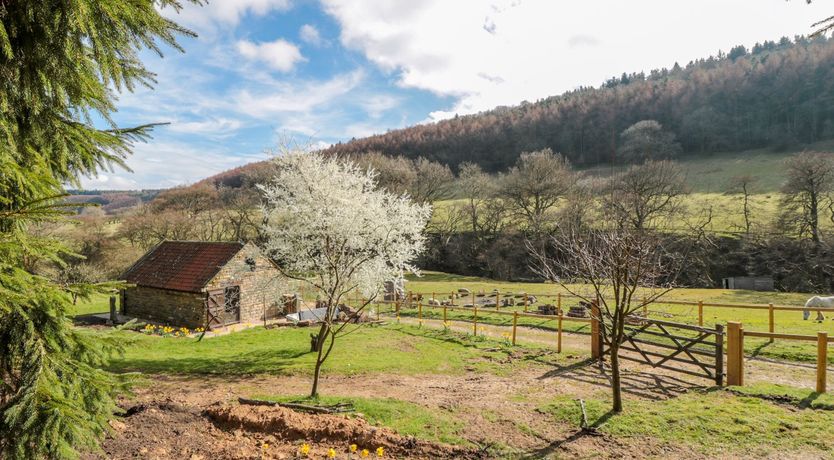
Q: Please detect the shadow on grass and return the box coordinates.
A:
[537,358,704,401]
[521,408,618,459]
[109,346,311,375]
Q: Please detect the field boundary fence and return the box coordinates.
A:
[360,289,834,392]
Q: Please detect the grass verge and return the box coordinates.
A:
[252,394,468,446]
[539,386,834,456]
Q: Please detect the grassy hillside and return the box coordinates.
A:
[582,141,834,193]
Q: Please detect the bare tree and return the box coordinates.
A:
[500,148,575,233]
[726,175,758,235]
[457,162,494,234]
[779,151,834,244]
[351,151,416,196]
[529,229,679,413]
[601,160,685,230]
[618,120,682,163]
[411,157,454,203]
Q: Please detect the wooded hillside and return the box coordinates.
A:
[323,35,834,171]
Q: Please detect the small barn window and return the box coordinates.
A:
[223,286,241,323]
[244,257,256,271]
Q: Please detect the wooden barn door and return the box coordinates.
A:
[206,286,241,329]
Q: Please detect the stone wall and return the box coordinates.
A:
[122,285,205,328]
[204,243,284,324]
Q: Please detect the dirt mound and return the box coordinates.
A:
[205,403,479,459]
[85,400,267,459]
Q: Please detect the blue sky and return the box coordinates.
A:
[82,0,830,190]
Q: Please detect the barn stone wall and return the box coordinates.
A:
[122,286,205,328]
[204,244,284,324]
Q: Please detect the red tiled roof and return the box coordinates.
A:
[122,241,245,293]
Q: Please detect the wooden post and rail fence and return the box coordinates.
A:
[373,290,832,393]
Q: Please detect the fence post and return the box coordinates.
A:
[523,293,528,312]
[473,307,478,336]
[726,321,744,386]
[818,332,828,394]
[642,296,647,317]
[557,292,561,314]
[418,302,422,327]
[396,299,400,323]
[590,301,601,360]
[715,324,724,386]
[768,304,774,343]
[557,311,563,354]
[512,312,518,345]
[471,292,475,308]
[109,296,117,325]
[496,290,501,310]
[443,306,447,323]
[698,300,703,326]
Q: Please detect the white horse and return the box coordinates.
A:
[803,296,834,321]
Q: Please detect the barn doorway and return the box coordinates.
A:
[207,286,241,328]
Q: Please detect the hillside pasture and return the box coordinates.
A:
[73,299,834,459]
[400,271,834,364]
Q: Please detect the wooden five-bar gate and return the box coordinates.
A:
[593,311,725,385]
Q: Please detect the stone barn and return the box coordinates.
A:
[120,241,284,329]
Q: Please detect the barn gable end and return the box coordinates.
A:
[120,241,283,328]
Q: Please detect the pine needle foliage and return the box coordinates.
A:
[0,1,199,458]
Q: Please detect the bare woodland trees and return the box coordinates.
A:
[529,229,679,413]
[259,152,430,397]
[618,120,682,163]
[779,152,834,244]
[351,152,454,203]
[501,149,575,233]
[727,175,758,235]
[602,160,685,230]
[458,162,495,234]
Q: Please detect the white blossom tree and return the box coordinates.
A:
[259,152,431,396]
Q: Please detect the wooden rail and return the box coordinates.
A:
[376,297,591,353]
[727,325,830,393]
[387,289,834,344]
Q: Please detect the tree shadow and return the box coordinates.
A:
[521,408,617,459]
[109,347,311,375]
[537,358,702,401]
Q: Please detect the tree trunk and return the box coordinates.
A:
[610,342,623,413]
[310,322,330,397]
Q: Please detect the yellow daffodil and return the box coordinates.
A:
[300,442,311,456]
[350,444,358,453]
[376,446,384,457]
[262,442,269,450]
[327,448,336,458]
[361,449,369,457]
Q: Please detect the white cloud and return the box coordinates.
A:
[80,174,140,190]
[300,24,326,46]
[167,117,244,137]
[321,0,830,121]
[360,94,399,118]
[237,39,306,72]
[162,0,292,30]
[230,69,365,117]
[81,141,269,190]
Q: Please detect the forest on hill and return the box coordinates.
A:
[324,35,834,171]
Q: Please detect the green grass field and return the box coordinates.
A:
[108,323,568,377]
[70,292,834,456]
[432,145,834,234]
[399,271,834,363]
[540,383,834,457]
[69,293,111,316]
[253,394,467,446]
